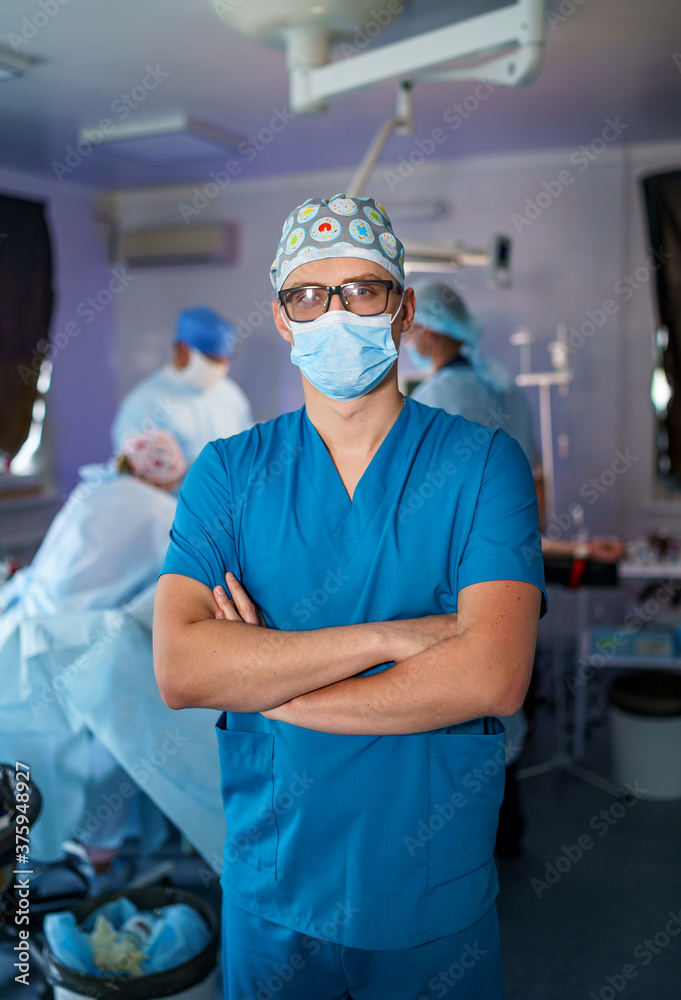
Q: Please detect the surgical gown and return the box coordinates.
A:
[412,358,538,469]
[0,469,177,860]
[112,366,253,465]
[161,397,546,951]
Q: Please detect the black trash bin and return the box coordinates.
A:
[43,886,219,1000]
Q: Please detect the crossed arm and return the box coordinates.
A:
[153,571,541,735]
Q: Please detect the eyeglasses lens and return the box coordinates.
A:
[283,282,390,322]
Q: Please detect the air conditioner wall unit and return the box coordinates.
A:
[115,223,238,268]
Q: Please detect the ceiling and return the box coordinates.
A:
[0,0,679,190]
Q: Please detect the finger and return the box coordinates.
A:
[213,585,241,621]
[225,572,260,626]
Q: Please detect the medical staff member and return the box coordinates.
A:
[154,195,546,999]
[407,284,626,565]
[112,306,253,465]
[0,430,186,864]
[407,281,537,469]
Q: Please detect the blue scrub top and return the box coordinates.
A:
[160,397,546,949]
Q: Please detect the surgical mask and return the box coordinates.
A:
[404,342,433,375]
[175,347,227,391]
[287,301,402,401]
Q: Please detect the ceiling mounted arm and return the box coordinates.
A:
[288,0,545,114]
[346,81,413,198]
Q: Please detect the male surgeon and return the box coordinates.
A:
[112,306,253,465]
[154,195,546,999]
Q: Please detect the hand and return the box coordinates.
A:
[587,539,627,564]
[212,572,268,627]
[387,612,458,662]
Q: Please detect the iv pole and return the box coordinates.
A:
[513,329,626,795]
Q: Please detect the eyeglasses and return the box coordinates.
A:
[278,279,401,323]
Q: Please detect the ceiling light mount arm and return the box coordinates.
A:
[288,0,545,115]
[346,81,413,197]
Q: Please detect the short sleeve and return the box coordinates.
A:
[159,442,237,590]
[457,430,547,616]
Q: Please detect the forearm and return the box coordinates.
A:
[155,617,398,713]
[273,632,534,735]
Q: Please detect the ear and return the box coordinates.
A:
[398,287,416,335]
[272,299,294,345]
[174,341,190,369]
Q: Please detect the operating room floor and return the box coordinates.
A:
[1,709,680,1000]
[499,709,681,1000]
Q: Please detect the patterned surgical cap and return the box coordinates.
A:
[270,194,405,291]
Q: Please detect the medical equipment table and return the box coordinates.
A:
[572,554,681,765]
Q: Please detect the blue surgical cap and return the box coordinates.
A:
[175,307,236,357]
[413,282,482,347]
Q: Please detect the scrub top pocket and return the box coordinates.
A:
[215,714,278,881]
[427,720,506,890]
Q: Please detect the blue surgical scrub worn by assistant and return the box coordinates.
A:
[160,397,546,990]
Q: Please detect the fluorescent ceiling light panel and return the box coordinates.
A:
[78,114,245,164]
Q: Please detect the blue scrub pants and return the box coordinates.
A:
[222,898,503,999]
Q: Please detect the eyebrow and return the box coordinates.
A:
[283,273,386,290]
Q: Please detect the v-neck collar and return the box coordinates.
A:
[301,399,412,561]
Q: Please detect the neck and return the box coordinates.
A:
[303,370,404,462]
[433,341,461,372]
